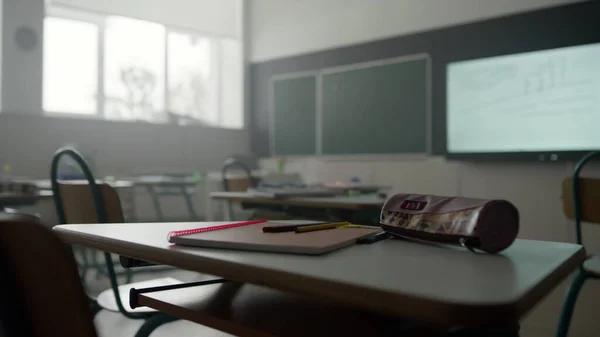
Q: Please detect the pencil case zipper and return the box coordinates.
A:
[380,224,481,249]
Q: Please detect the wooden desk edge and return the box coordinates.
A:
[54,228,586,328]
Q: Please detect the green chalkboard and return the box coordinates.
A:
[271,75,317,155]
[321,57,428,154]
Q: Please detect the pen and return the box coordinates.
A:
[342,224,380,229]
[295,222,350,233]
[262,222,328,233]
[356,232,390,244]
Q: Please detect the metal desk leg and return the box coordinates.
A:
[204,179,213,221]
[180,186,198,220]
[147,185,164,222]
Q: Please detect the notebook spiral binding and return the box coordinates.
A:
[167,220,267,241]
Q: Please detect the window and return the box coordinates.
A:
[104,17,166,121]
[220,39,244,129]
[43,17,99,114]
[42,7,243,129]
[167,31,216,125]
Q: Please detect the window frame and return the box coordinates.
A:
[43,6,244,129]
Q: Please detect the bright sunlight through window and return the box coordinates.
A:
[42,7,244,129]
[43,17,98,115]
[167,32,216,125]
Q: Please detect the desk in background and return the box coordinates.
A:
[54,221,586,336]
[132,175,200,221]
[211,191,386,224]
[204,171,304,221]
[0,190,53,210]
[36,177,198,222]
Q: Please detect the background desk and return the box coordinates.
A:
[0,190,53,210]
[54,221,585,335]
[131,176,200,221]
[210,192,386,224]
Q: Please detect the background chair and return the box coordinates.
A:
[557,151,600,337]
[221,157,256,220]
[0,213,98,337]
[50,147,177,336]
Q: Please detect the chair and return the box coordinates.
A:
[557,151,600,337]
[0,213,98,337]
[221,157,256,220]
[50,147,177,336]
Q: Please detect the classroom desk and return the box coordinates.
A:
[0,190,53,209]
[33,179,135,190]
[211,191,386,223]
[204,171,302,221]
[54,221,585,336]
[132,176,199,221]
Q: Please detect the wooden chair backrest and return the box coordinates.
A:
[58,181,125,224]
[225,177,256,192]
[0,213,97,337]
[562,177,600,224]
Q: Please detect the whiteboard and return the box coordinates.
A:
[447,42,600,153]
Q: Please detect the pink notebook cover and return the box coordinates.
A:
[169,222,381,255]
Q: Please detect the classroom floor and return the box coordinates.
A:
[86,260,232,337]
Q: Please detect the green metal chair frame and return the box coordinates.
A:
[50,147,150,320]
[221,157,254,220]
[51,148,181,337]
[556,151,600,337]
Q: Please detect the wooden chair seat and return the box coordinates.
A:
[583,256,600,277]
[97,277,183,313]
[0,214,98,337]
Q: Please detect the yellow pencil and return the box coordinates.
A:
[294,222,350,233]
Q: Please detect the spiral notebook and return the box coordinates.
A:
[168,220,381,255]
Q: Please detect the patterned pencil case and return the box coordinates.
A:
[380,193,519,253]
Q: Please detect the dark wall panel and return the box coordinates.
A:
[250,1,599,157]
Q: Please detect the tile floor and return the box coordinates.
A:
[85,258,232,337]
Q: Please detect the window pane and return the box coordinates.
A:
[104,16,165,122]
[43,17,98,114]
[220,39,243,129]
[167,32,217,126]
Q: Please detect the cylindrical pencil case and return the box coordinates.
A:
[380,193,519,253]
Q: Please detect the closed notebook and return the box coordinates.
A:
[168,221,381,255]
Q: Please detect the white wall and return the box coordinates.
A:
[0,0,250,220]
[250,1,599,336]
[250,0,583,62]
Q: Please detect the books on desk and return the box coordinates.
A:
[168,221,382,255]
[321,182,391,194]
[246,187,342,198]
